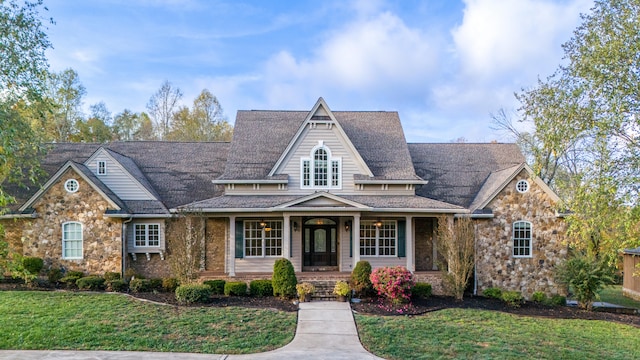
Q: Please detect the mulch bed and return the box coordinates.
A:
[351,295,640,328]
[2,281,638,327]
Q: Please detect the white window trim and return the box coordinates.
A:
[97,160,107,175]
[300,144,342,190]
[516,179,529,193]
[244,220,283,258]
[360,220,397,257]
[133,223,161,248]
[64,179,79,193]
[512,220,533,258]
[62,221,83,260]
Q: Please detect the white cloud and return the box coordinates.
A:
[258,10,441,109]
[452,0,593,80]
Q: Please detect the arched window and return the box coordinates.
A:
[301,144,341,189]
[62,222,83,259]
[513,221,532,257]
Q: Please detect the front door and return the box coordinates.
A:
[303,218,338,268]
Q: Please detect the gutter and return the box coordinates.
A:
[175,207,468,214]
[105,213,173,219]
[0,213,37,219]
[121,217,133,276]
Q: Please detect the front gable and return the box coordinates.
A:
[276,192,370,209]
[84,147,157,201]
[269,98,373,193]
[19,161,123,213]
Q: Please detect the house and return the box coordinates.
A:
[0,98,567,298]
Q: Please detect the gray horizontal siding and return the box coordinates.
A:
[126,220,166,253]
[87,153,155,201]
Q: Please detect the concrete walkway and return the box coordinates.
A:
[0,301,385,360]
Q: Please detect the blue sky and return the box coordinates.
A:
[44,0,594,142]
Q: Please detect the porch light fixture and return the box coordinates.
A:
[345,220,351,232]
[374,219,383,228]
[259,219,267,228]
[293,222,298,232]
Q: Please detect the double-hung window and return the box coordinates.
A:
[134,223,160,247]
[244,220,283,257]
[301,144,341,189]
[97,160,107,175]
[62,222,83,259]
[360,220,397,256]
[513,221,532,257]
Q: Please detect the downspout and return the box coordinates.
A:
[121,217,133,276]
[473,219,478,296]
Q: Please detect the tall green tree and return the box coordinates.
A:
[113,109,156,141]
[44,68,86,141]
[72,102,113,142]
[510,0,640,263]
[167,89,233,141]
[0,0,52,208]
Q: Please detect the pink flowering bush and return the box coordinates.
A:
[370,266,415,305]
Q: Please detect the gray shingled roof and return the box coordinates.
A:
[184,194,462,211]
[409,143,525,208]
[220,110,421,181]
[2,142,229,213]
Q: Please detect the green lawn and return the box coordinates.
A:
[598,285,640,309]
[0,291,296,354]
[355,309,640,360]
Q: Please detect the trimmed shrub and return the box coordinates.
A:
[370,266,415,305]
[550,294,567,306]
[501,290,524,308]
[22,257,44,275]
[129,278,149,293]
[350,260,372,297]
[412,282,432,299]
[148,278,163,291]
[224,281,248,296]
[47,268,63,284]
[532,291,547,303]
[60,271,84,289]
[272,258,297,299]
[106,279,127,292]
[203,279,226,295]
[124,268,143,282]
[250,279,273,297]
[104,271,121,282]
[483,287,502,299]
[162,278,180,293]
[175,284,212,305]
[76,276,106,291]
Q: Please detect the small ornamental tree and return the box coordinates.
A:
[370,266,415,305]
[436,215,475,301]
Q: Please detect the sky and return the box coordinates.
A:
[43,0,595,142]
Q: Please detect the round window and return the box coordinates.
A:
[64,179,79,193]
[516,179,529,193]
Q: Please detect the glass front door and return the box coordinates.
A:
[303,218,337,267]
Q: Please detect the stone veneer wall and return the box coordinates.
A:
[21,169,122,274]
[475,171,568,299]
[0,219,27,255]
[205,218,226,273]
[415,218,434,271]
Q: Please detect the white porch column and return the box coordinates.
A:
[406,215,414,272]
[229,215,236,276]
[283,214,291,259]
[353,214,361,268]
